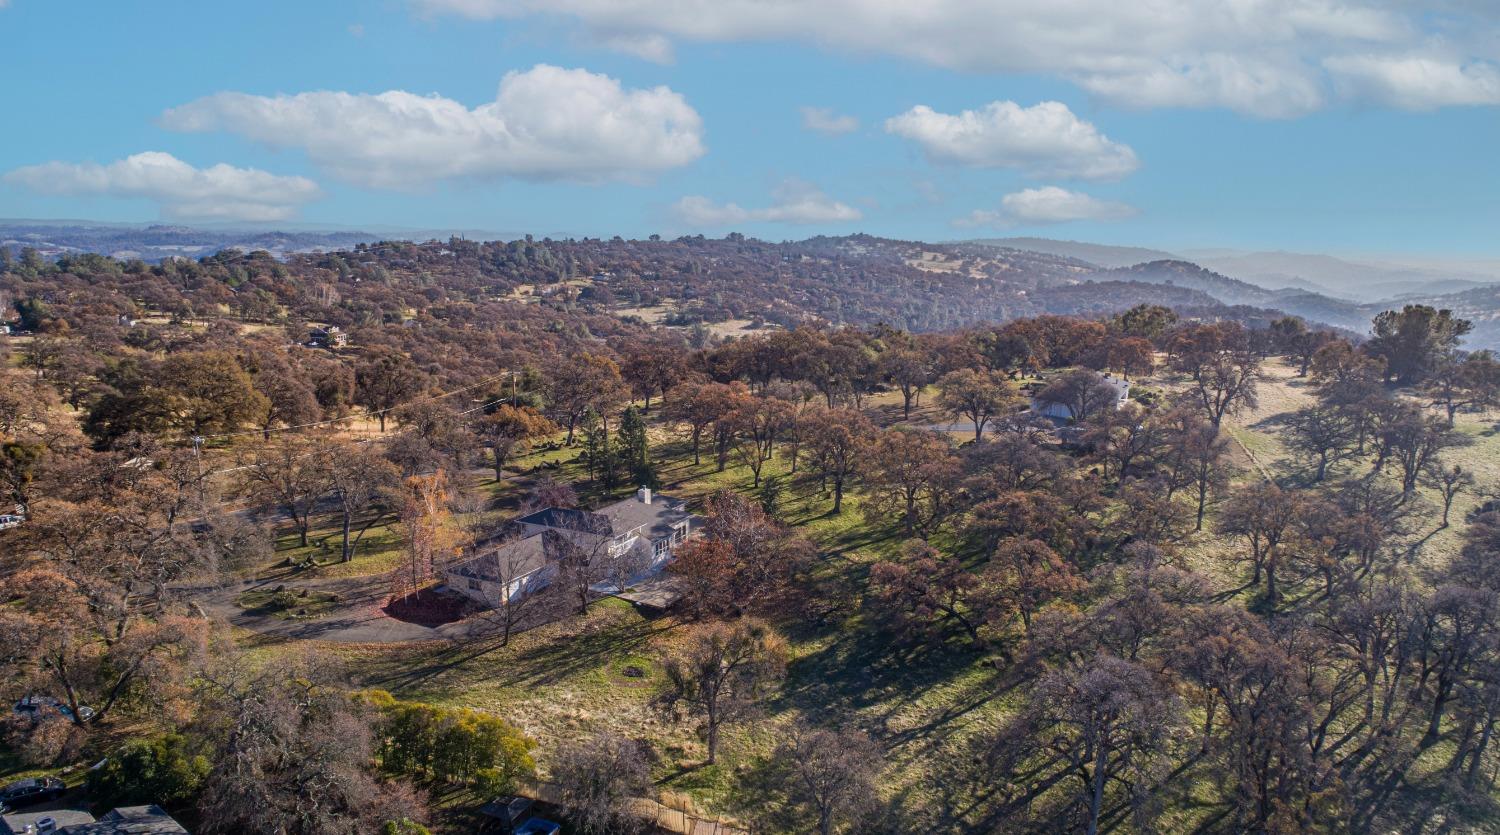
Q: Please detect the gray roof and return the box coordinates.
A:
[453,493,696,583]
[450,535,551,583]
[61,806,188,834]
[597,494,694,541]
[512,507,613,536]
[516,493,693,542]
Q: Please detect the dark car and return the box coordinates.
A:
[14,695,94,723]
[0,776,66,807]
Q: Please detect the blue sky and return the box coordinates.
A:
[3,0,1499,256]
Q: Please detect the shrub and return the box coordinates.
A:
[87,733,209,809]
[359,690,536,789]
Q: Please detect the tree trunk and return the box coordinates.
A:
[1426,677,1454,744]
[705,711,720,764]
[1201,695,1216,754]
[340,510,353,562]
[1467,715,1496,788]
[297,514,310,548]
[1087,741,1108,835]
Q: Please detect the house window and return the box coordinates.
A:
[672,523,688,544]
[654,539,669,559]
[468,579,483,592]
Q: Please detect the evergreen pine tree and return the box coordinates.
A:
[619,406,659,489]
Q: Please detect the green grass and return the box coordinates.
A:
[225,370,1500,832]
[253,514,406,580]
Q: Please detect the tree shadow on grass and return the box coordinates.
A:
[365,607,675,695]
[774,622,997,747]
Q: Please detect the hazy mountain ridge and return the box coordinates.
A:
[0,220,385,263]
[964,237,1500,304]
[1182,249,1500,301]
[966,238,1500,347]
[13,222,1500,346]
[957,237,1177,269]
[1088,260,1371,332]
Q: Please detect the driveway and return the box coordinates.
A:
[191,465,547,644]
[193,575,501,644]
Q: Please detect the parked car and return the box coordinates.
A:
[14,695,94,723]
[0,776,66,808]
[513,820,561,835]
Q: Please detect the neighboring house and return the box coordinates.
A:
[1030,373,1131,424]
[446,488,698,608]
[307,325,348,349]
[478,796,561,835]
[0,805,187,834]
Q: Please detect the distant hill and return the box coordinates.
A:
[1093,260,1276,305]
[1183,249,1500,302]
[27,222,1500,346]
[1374,283,1500,349]
[1090,260,1370,332]
[0,221,384,263]
[958,237,1177,269]
[967,238,1500,305]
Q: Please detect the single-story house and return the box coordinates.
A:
[477,796,561,835]
[1030,373,1131,424]
[1,805,187,834]
[307,325,348,349]
[446,488,699,608]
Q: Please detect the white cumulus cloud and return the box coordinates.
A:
[957,187,1138,227]
[675,181,862,227]
[161,65,705,189]
[409,0,1500,116]
[4,152,323,222]
[800,106,859,136]
[885,101,1139,181]
[1325,54,1500,109]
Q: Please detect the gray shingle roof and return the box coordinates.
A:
[452,493,696,584]
[515,494,693,541]
[451,535,551,582]
[0,806,188,835]
[62,806,188,834]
